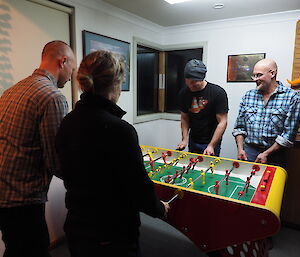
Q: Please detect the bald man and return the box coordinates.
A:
[0,41,76,257]
[232,58,300,167]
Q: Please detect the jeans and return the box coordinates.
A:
[188,137,221,157]
[0,204,51,257]
[244,143,287,168]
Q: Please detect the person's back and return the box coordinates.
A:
[0,70,67,206]
[57,92,148,241]
[0,40,76,257]
[56,50,169,257]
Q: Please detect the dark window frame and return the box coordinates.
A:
[164,48,203,113]
[136,44,160,116]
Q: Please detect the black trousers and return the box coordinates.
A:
[0,204,51,257]
[66,233,142,257]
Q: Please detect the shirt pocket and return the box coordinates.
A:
[243,106,257,124]
[269,108,287,130]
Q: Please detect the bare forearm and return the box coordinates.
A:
[263,142,282,156]
[208,121,227,148]
[235,134,245,151]
[181,123,189,141]
[180,113,189,141]
[255,142,283,164]
[235,134,247,160]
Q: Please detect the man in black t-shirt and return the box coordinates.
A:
[177,59,229,156]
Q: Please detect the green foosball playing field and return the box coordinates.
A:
[144,160,255,202]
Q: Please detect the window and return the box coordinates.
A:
[137,45,159,116]
[165,48,203,113]
[133,37,207,123]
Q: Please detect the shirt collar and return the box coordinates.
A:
[33,69,58,87]
[273,81,287,94]
[256,81,287,95]
[78,92,127,118]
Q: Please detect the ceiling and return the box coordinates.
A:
[101,0,300,27]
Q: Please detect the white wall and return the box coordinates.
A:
[134,119,181,150]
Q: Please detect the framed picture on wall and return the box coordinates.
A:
[227,53,266,82]
[82,30,130,91]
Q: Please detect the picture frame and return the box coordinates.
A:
[82,30,130,91]
[227,53,266,82]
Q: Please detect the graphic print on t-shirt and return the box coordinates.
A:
[189,97,208,113]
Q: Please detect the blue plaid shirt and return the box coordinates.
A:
[233,82,300,148]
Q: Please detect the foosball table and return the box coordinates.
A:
[141,145,287,257]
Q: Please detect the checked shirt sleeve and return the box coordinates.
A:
[232,96,248,138]
[276,94,300,147]
[40,94,69,178]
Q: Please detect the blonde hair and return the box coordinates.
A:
[77,50,125,94]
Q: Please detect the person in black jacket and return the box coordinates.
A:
[55,50,169,257]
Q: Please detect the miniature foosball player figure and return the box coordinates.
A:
[210,161,215,176]
[225,169,229,185]
[188,178,195,189]
[201,169,205,185]
[214,180,220,195]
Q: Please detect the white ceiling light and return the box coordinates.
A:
[164,0,193,4]
[213,3,224,9]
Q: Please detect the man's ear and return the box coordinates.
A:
[271,70,276,79]
[59,56,67,68]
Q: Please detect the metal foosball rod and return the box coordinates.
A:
[142,148,158,157]
[147,154,183,179]
[167,161,214,203]
[167,189,184,204]
[167,194,179,204]
[168,155,203,184]
[215,161,240,187]
[144,151,172,170]
[237,164,260,199]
